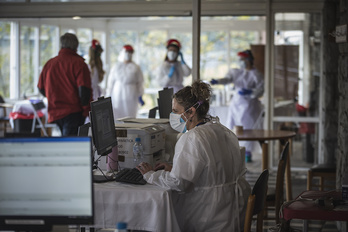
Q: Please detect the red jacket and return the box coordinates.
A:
[38,48,92,123]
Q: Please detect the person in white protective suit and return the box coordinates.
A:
[106,44,145,121]
[136,81,251,232]
[88,39,105,100]
[156,39,191,93]
[210,49,264,162]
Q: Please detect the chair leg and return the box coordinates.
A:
[256,210,264,232]
[320,176,324,191]
[307,170,312,190]
[275,204,280,224]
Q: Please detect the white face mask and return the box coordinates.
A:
[167,51,178,61]
[169,112,187,133]
[124,52,132,62]
[239,60,246,70]
[169,101,202,133]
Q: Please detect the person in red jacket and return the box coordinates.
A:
[38,33,92,136]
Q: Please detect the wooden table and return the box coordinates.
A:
[282,190,348,232]
[236,129,296,201]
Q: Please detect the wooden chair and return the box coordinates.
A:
[264,141,289,224]
[307,163,336,190]
[244,169,269,232]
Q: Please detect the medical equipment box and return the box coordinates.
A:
[115,123,165,169]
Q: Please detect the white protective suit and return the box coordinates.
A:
[156,61,191,93]
[143,118,251,232]
[220,68,264,153]
[106,62,144,121]
[88,65,102,101]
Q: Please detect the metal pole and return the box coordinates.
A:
[192,0,201,82]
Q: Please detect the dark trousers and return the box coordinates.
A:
[54,111,85,136]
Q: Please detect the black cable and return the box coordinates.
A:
[106,155,119,175]
[94,155,114,181]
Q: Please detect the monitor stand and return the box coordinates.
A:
[92,147,116,183]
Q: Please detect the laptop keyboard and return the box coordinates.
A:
[115,168,147,185]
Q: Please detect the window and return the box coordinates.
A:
[20,25,38,97]
[77,28,92,60]
[0,21,11,98]
[272,12,322,167]
[40,25,59,68]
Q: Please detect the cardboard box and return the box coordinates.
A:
[115,123,165,169]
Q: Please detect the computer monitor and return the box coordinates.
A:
[0,137,94,232]
[158,87,173,119]
[89,96,117,157]
[148,88,173,119]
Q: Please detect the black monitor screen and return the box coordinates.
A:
[90,97,117,156]
[0,137,94,231]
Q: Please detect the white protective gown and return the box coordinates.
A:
[143,119,251,232]
[220,68,264,153]
[88,65,102,101]
[156,61,191,93]
[106,62,144,121]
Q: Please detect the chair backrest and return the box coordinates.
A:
[30,100,48,136]
[280,141,289,164]
[148,106,158,118]
[31,101,46,111]
[252,169,269,215]
[78,122,91,137]
[244,169,269,232]
[0,95,5,104]
[274,141,289,210]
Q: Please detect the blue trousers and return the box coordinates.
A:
[54,111,85,136]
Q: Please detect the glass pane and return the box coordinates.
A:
[77,28,92,61]
[109,30,137,66]
[138,30,167,114]
[274,13,321,117]
[40,25,59,68]
[230,31,259,67]
[20,25,36,97]
[208,30,262,110]
[272,121,317,167]
[0,21,11,98]
[61,28,76,35]
[169,32,192,87]
[92,31,106,89]
[92,31,105,47]
[200,31,228,82]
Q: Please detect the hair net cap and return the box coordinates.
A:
[167,39,181,49]
[237,50,250,58]
[92,39,100,49]
[123,44,134,52]
[237,50,254,62]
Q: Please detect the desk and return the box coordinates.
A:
[93,181,180,232]
[282,190,348,232]
[236,129,296,200]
